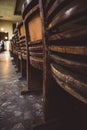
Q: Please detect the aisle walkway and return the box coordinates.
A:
[0,51,43,130]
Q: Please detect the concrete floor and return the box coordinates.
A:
[0,51,43,130]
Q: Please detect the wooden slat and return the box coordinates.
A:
[46,0,72,21]
[51,64,87,104]
[48,2,87,30]
[22,0,38,19]
[29,52,43,57]
[48,26,87,41]
[50,54,87,73]
[46,0,64,19]
[29,45,43,51]
[24,5,39,22]
[20,41,26,45]
[49,46,87,55]
[45,0,54,12]
[19,36,25,39]
[30,56,43,62]
[21,46,26,50]
[29,39,42,45]
[20,39,26,44]
[48,15,87,34]
[30,56,43,70]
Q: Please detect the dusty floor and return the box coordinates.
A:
[0,51,43,130]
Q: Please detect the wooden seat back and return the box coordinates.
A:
[40,0,87,104]
[17,21,27,60]
[22,0,43,70]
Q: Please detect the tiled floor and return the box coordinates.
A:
[0,51,43,130]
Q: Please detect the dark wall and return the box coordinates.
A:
[0,32,8,41]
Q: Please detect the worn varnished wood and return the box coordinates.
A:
[24,5,39,23]
[39,0,87,127]
[16,21,27,79]
[29,45,43,51]
[50,54,87,74]
[22,0,43,93]
[12,28,20,71]
[51,64,87,103]
[49,46,87,55]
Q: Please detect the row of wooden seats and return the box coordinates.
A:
[10,21,27,79]
[10,28,19,69]
[10,0,87,129]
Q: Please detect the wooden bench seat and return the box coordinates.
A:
[21,0,43,92]
[11,28,20,69]
[37,0,87,129]
[17,21,27,78]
